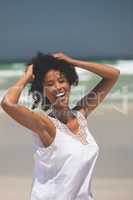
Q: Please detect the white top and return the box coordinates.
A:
[30,110,99,200]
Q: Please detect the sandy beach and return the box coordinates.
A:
[0,176,132,200]
[0,104,133,199]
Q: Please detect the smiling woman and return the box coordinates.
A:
[28,52,79,111]
[0,52,120,200]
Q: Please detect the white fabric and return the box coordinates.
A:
[30,111,99,200]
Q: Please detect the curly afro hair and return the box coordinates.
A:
[27,52,79,111]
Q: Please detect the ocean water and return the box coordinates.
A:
[0,60,133,109]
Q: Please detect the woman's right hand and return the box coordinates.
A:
[24,64,35,82]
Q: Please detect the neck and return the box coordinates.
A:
[51,106,75,124]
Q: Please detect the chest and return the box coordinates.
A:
[65,118,80,135]
[53,127,99,166]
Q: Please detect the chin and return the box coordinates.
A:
[54,97,69,109]
[54,102,69,110]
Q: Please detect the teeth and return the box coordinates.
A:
[56,92,65,97]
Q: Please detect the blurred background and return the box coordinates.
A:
[0,0,133,200]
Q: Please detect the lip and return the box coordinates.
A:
[54,91,69,101]
[56,92,65,98]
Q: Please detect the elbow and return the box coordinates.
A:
[107,64,120,80]
[105,69,120,82]
[116,68,120,76]
[0,98,12,111]
[114,69,120,80]
[110,68,120,81]
[1,98,5,108]
[1,99,8,111]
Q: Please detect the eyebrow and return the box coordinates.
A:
[45,75,66,83]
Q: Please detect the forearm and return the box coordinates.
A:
[69,58,120,79]
[1,75,30,106]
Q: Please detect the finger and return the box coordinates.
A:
[52,53,59,58]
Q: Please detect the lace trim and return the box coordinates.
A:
[69,111,89,145]
[45,109,89,145]
[50,111,89,145]
[68,126,89,145]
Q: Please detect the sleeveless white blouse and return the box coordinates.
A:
[30,110,99,200]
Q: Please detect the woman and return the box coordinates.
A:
[1,52,120,200]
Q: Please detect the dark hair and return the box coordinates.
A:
[27,52,79,111]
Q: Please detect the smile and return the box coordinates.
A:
[55,92,65,98]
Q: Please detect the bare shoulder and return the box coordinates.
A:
[77,108,88,120]
[72,106,87,119]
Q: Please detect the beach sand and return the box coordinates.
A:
[0,104,133,199]
[0,176,133,200]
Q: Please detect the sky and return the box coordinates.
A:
[0,0,133,61]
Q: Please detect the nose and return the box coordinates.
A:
[54,82,62,93]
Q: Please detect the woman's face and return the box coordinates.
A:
[43,69,71,110]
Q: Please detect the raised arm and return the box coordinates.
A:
[0,65,56,147]
[53,52,120,118]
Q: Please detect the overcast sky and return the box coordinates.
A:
[0,0,133,61]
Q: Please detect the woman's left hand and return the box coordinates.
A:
[52,52,73,63]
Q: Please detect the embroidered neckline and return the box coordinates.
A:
[65,111,89,145]
[49,110,89,145]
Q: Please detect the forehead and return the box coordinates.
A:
[44,69,65,81]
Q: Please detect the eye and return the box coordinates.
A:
[46,81,54,87]
[59,80,64,83]
[59,78,66,83]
